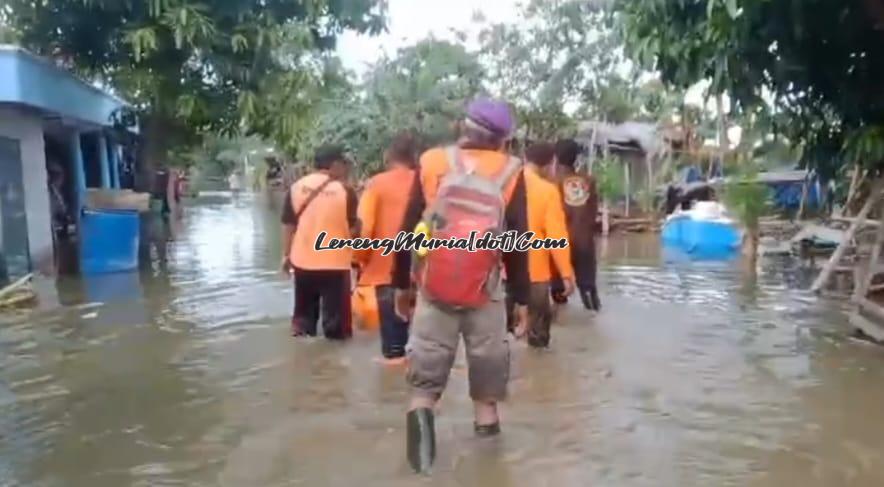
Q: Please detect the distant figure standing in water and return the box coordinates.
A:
[228,170,243,198]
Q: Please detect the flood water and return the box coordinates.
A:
[3,194,884,487]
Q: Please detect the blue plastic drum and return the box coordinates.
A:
[80,209,140,274]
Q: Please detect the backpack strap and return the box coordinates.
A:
[445,145,469,175]
[495,156,523,191]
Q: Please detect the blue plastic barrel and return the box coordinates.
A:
[80,209,140,274]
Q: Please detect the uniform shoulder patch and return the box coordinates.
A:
[562,176,590,207]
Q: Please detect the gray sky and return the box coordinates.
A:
[334,0,740,144]
[336,0,521,75]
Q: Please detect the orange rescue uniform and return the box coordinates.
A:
[288,172,353,271]
[523,166,574,283]
[355,165,416,285]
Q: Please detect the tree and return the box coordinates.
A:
[307,38,485,175]
[5,0,385,187]
[478,0,634,139]
[618,0,884,177]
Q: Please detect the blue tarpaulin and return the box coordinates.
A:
[755,170,820,210]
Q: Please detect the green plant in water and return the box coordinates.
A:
[593,156,625,204]
[723,167,770,231]
[723,163,771,259]
[636,188,656,215]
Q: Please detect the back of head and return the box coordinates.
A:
[460,98,515,151]
[314,144,347,170]
[555,139,582,168]
[525,142,556,167]
[386,131,418,168]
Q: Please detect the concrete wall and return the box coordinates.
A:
[0,106,53,272]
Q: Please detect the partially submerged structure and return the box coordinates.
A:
[574,120,684,213]
[0,45,136,283]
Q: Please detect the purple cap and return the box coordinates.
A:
[466,98,514,138]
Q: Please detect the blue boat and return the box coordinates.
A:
[661,202,742,256]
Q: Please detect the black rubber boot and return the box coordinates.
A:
[590,287,602,311]
[407,408,436,474]
[579,289,595,311]
[579,287,602,311]
[474,422,501,437]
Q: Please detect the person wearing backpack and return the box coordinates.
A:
[392,98,531,473]
[506,142,575,347]
[281,145,358,340]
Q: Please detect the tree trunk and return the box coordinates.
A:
[715,93,727,178]
[742,226,759,264]
[602,201,610,236]
[811,180,884,293]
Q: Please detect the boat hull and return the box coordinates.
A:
[661,216,741,255]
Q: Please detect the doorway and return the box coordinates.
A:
[0,135,31,284]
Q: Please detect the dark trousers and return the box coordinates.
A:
[506,282,553,348]
[292,268,352,340]
[551,242,601,310]
[377,285,409,358]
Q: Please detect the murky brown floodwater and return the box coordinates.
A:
[3,193,884,487]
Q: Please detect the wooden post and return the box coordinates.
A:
[811,180,884,293]
[624,161,631,217]
[797,173,810,220]
[843,164,866,217]
[646,151,655,211]
[853,204,884,301]
[588,126,598,174]
[602,202,610,236]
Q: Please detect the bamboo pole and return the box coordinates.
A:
[0,273,33,301]
[856,297,884,325]
[853,205,884,302]
[797,174,810,220]
[843,164,866,217]
[812,181,884,293]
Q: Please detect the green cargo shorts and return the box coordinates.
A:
[405,294,511,402]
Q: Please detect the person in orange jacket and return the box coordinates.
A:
[281,145,358,339]
[506,142,575,347]
[354,133,418,364]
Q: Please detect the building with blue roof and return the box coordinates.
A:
[0,45,136,283]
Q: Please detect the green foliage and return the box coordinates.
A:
[5,0,386,171]
[594,157,625,203]
[174,134,272,177]
[304,38,484,175]
[618,0,884,177]
[723,163,770,231]
[478,0,635,137]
